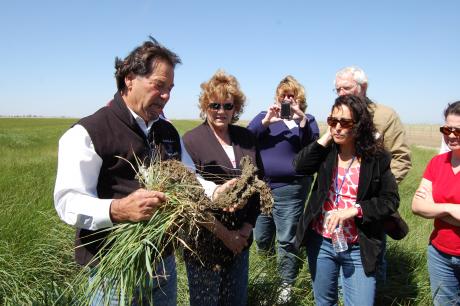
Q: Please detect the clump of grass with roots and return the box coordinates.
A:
[69,151,272,305]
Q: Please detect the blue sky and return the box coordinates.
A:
[1,0,458,124]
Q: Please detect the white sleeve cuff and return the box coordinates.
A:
[54,125,114,230]
[196,174,218,199]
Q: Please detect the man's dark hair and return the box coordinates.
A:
[444,101,460,119]
[114,36,182,91]
[332,94,384,159]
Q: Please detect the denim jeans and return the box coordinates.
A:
[254,177,311,284]
[89,254,177,306]
[185,249,249,306]
[428,244,460,306]
[306,230,376,306]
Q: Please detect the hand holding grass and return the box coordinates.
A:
[110,189,166,222]
[71,154,273,304]
[213,156,273,215]
[212,178,237,201]
[213,178,252,213]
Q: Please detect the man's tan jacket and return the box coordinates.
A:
[369,102,412,184]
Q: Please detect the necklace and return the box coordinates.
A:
[334,155,356,209]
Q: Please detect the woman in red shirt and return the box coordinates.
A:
[412,101,460,306]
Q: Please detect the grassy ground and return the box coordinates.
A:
[0,118,78,304]
[0,118,438,305]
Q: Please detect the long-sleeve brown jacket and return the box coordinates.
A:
[369,102,412,184]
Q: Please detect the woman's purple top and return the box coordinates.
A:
[247,112,320,189]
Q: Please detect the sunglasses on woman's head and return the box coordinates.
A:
[208,102,234,111]
[327,116,355,128]
[440,126,460,137]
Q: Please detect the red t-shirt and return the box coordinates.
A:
[423,151,460,256]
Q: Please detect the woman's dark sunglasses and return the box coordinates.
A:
[208,102,234,111]
[440,126,460,137]
[327,116,355,128]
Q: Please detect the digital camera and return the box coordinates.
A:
[280,100,291,119]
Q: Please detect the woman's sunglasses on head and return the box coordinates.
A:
[327,116,355,129]
[440,126,460,137]
[208,102,234,111]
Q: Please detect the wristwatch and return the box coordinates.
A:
[354,203,363,218]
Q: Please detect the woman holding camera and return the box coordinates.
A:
[294,94,399,305]
[412,101,460,306]
[247,75,319,301]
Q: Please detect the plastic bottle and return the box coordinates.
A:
[331,226,348,253]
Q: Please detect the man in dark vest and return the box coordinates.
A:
[54,37,215,305]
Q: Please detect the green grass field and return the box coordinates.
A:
[0,118,438,305]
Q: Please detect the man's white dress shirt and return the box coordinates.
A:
[54,112,216,231]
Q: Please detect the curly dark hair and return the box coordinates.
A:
[332,95,384,160]
[114,36,181,91]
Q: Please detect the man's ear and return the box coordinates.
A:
[361,83,368,96]
[125,73,135,90]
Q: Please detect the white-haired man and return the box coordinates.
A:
[335,66,412,183]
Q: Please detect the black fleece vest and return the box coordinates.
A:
[74,92,181,266]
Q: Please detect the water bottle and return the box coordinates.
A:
[331,226,348,253]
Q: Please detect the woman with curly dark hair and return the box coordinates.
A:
[293,94,399,305]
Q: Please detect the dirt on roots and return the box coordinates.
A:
[153,156,273,215]
[212,156,273,215]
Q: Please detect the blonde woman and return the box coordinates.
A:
[247,75,319,301]
[183,70,262,306]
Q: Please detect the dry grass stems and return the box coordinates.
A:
[71,152,272,305]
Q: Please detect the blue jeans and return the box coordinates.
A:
[254,177,311,284]
[185,249,249,306]
[428,244,460,305]
[306,231,376,306]
[89,254,177,306]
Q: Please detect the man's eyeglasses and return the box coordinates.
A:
[208,102,234,111]
[334,84,357,94]
[327,116,355,128]
[440,126,460,137]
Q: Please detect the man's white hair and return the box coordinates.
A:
[335,66,368,86]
